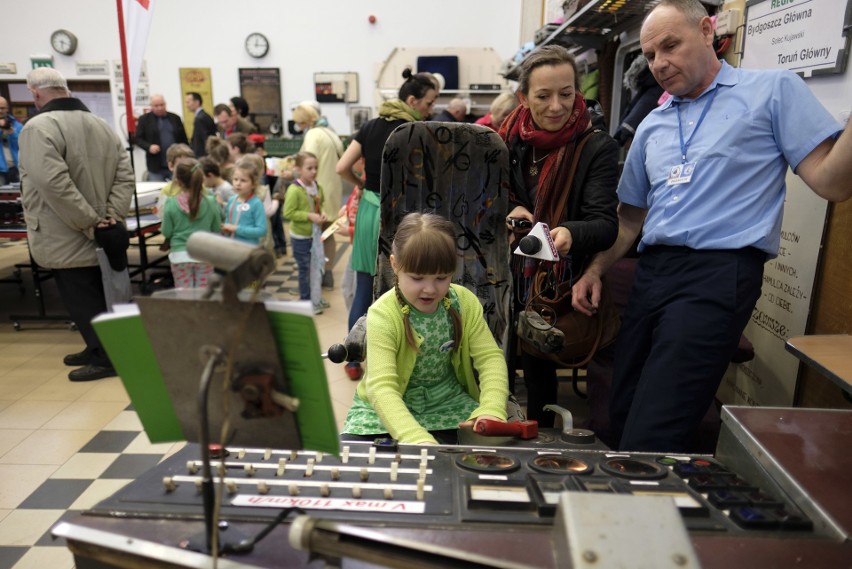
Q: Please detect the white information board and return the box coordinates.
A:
[742,0,851,77]
[718,175,829,406]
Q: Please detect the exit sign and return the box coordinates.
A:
[31,56,54,69]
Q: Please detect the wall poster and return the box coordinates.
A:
[239,68,282,134]
[718,176,829,407]
[314,72,358,103]
[179,68,214,141]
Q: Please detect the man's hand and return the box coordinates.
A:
[572,272,602,316]
[96,218,117,229]
[149,144,161,155]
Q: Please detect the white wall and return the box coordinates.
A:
[1,0,523,136]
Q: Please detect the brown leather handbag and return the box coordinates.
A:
[516,129,620,367]
[520,270,620,368]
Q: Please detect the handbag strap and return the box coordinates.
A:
[564,277,610,369]
[550,128,599,224]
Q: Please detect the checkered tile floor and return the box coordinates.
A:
[0,238,354,569]
[0,406,183,569]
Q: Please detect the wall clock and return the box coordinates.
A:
[51,29,78,56]
[245,33,269,58]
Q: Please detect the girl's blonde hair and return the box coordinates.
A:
[294,151,317,168]
[392,212,462,351]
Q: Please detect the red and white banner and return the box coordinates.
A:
[123,0,154,104]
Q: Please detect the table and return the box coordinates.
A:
[785,334,852,396]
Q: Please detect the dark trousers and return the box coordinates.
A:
[291,237,312,301]
[348,271,374,330]
[271,202,287,254]
[53,266,112,367]
[609,246,764,453]
[521,353,559,428]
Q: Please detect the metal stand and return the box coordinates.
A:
[9,248,73,331]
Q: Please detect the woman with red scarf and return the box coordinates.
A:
[499,46,619,428]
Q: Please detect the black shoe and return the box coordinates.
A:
[322,272,334,290]
[68,364,117,382]
[63,349,93,367]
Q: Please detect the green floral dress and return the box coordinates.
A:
[342,304,478,435]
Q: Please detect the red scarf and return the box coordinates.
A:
[499,94,591,226]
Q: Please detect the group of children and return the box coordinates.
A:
[156,141,331,313]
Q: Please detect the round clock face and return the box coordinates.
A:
[51,29,78,56]
[245,33,269,58]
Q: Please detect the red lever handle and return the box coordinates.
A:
[473,419,538,439]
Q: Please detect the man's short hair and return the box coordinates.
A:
[187,92,202,105]
[213,103,231,116]
[27,68,69,92]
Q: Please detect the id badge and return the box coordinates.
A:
[667,162,696,186]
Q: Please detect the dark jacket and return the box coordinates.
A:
[614,68,664,146]
[430,109,457,122]
[507,110,619,273]
[135,111,188,173]
[191,109,216,157]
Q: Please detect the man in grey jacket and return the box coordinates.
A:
[19,68,134,381]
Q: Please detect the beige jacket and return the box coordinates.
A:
[19,97,134,269]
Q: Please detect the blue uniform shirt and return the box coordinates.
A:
[618,61,842,258]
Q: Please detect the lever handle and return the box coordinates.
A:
[474,419,539,439]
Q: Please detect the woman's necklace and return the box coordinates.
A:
[529,147,551,176]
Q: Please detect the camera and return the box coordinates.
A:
[513,222,559,262]
[0,115,13,131]
[506,217,532,230]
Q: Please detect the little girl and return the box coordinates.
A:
[283,152,328,314]
[222,156,267,245]
[342,213,509,444]
[160,158,221,288]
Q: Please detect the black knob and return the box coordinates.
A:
[519,235,541,255]
[327,344,347,363]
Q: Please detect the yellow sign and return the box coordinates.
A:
[179,67,214,140]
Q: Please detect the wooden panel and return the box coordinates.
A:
[798,200,852,409]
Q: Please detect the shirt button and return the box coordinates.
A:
[688,121,694,126]
[672,196,679,202]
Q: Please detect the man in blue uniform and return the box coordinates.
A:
[572,0,852,452]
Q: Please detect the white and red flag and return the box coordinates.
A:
[116,0,154,135]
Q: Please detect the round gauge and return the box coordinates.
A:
[529,455,593,474]
[456,452,519,473]
[51,29,78,56]
[600,458,667,480]
[245,33,269,58]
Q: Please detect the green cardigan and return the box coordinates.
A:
[282,181,324,237]
[356,284,509,444]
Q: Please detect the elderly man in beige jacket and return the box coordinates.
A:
[19,68,134,381]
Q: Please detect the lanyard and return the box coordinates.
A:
[676,87,718,164]
[228,196,252,234]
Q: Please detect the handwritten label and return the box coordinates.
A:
[232,494,426,513]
